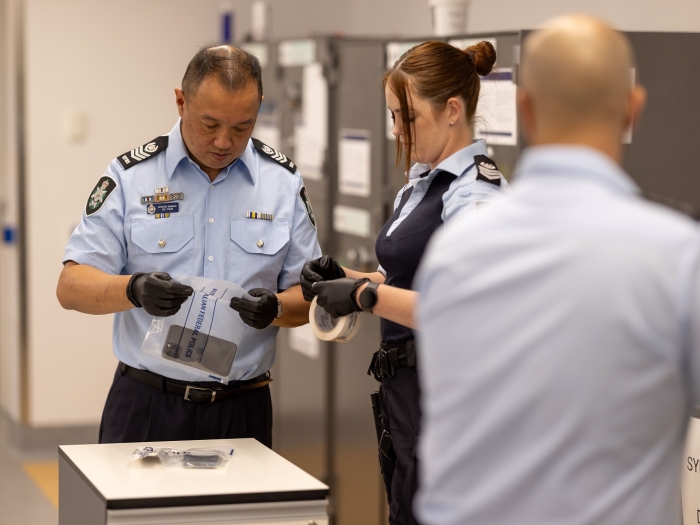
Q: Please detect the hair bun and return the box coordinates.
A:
[466,41,496,76]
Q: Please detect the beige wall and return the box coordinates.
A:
[0,0,22,422]
[468,0,700,33]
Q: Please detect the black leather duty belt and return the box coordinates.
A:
[120,363,272,404]
[367,340,417,381]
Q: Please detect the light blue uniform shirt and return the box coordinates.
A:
[64,121,321,381]
[415,146,700,525]
[378,139,509,276]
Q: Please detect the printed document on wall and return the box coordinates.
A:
[338,129,371,197]
[474,68,517,146]
[294,62,328,180]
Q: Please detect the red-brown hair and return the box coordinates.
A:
[384,41,497,177]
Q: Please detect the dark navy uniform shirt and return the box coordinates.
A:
[375,140,509,344]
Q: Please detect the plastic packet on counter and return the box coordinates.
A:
[129,446,234,469]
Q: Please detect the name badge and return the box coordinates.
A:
[147,203,179,215]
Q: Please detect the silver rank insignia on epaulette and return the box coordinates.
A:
[246,212,274,220]
[474,154,502,187]
[117,136,169,170]
[251,138,297,173]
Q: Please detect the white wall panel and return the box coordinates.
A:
[24,0,223,426]
[0,0,22,422]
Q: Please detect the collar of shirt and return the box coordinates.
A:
[164,119,255,183]
[407,139,488,187]
[513,145,640,196]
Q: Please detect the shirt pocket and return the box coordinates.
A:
[129,217,195,277]
[230,218,290,289]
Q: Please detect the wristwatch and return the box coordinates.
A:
[358,281,380,312]
[275,298,283,319]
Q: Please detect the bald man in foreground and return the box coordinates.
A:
[414,15,700,524]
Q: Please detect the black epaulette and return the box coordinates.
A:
[644,192,700,221]
[117,136,169,170]
[474,155,502,186]
[252,138,296,173]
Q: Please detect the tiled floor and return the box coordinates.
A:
[0,419,57,525]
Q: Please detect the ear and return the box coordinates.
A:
[625,85,646,131]
[446,97,464,125]
[175,88,186,118]
[517,88,536,142]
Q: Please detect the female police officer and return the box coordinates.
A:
[301,41,507,524]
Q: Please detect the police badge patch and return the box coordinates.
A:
[299,186,316,228]
[474,155,502,187]
[85,176,118,216]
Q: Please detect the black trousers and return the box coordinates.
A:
[378,367,421,525]
[99,364,272,446]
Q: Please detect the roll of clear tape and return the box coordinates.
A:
[309,296,362,342]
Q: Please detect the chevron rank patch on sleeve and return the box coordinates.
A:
[252,138,296,173]
[474,155,502,187]
[117,135,169,170]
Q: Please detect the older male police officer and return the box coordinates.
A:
[415,15,700,525]
[56,46,320,445]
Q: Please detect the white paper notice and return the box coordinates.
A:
[333,205,371,238]
[338,129,371,197]
[278,39,316,67]
[288,325,320,359]
[294,62,328,181]
[474,68,518,146]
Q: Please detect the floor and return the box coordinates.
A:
[0,418,58,525]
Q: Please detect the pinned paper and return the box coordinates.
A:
[474,68,518,146]
[334,205,371,238]
[294,62,328,181]
[338,129,371,197]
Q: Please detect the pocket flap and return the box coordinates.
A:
[131,217,194,253]
[230,218,290,255]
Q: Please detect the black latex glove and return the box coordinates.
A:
[312,277,368,318]
[230,288,279,329]
[126,272,194,317]
[300,256,346,301]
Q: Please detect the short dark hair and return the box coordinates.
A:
[181,45,263,100]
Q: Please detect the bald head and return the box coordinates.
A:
[521,15,638,142]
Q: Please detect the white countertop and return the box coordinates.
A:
[59,438,328,507]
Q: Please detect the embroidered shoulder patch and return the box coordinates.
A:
[117,135,169,170]
[299,186,316,228]
[85,176,117,216]
[474,155,502,187]
[252,138,296,173]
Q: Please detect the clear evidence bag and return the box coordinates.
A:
[140,276,254,384]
